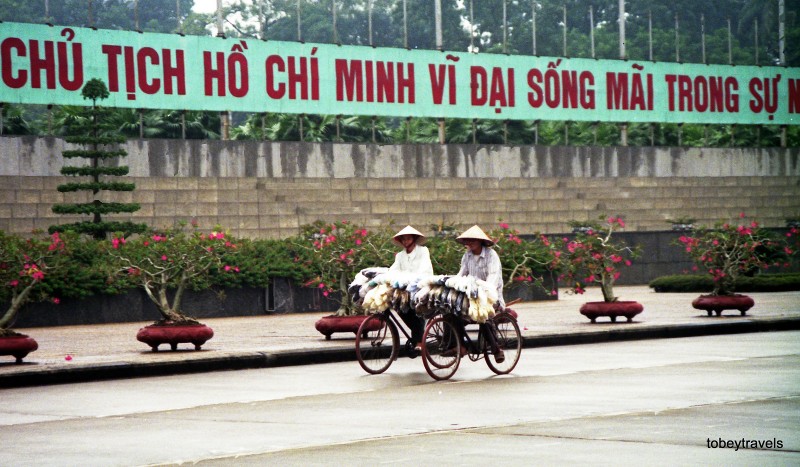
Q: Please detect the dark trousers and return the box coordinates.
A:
[399,311,424,345]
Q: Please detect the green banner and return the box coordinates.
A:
[1,22,799,125]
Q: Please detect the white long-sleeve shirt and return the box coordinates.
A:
[389,245,434,275]
[457,246,505,307]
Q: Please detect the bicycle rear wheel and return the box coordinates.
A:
[484,311,522,375]
[421,316,461,381]
[355,313,399,374]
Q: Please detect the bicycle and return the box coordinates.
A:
[355,308,425,374]
[421,310,522,381]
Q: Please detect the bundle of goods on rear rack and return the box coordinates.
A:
[349,268,499,324]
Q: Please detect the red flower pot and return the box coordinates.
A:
[579,301,644,323]
[692,294,755,317]
[136,323,214,351]
[0,334,39,363]
[315,314,380,340]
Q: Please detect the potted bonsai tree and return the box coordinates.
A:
[293,220,395,339]
[0,231,70,363]
[560,216,643,323]
[677,213,791,316]
[107,223,239,350]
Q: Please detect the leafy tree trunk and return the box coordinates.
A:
[335,271,356,316]
[0,282,36,333]
[600,274,617,302]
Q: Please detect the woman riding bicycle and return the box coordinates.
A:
[389,225,434,351]
[453,225,505,363]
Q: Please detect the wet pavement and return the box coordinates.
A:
[1,286,798,387]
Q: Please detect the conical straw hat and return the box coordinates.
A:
[392,225,427,246]
[456,225,494,247]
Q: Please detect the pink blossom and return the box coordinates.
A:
[224,265,231,272]
[9,280,18,287]
[161,255,168,261]
[355,239,362,245]
[613,272,621,280]
[739,212,746,218]
[52,297,60,304]
[318,283,325,289]
[624,260,632,266]
[610,255,623,263]
[32,270,44,281]
[499,222,509,229]
[322,290,329,297]
[143,241,150,247]
[65,355,72,361]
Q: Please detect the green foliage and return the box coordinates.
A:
[52,202,141,215]
[81,78,110,103]
[425,235,465,275]
[674,214,794,295]
[0,104,33,135]
[60,166,131,177]
[61,149,128,159]
[649,273,800,293]
[214,237,313,289]
[57,182,136,193]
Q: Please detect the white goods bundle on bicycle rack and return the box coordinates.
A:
[350,269,498,323]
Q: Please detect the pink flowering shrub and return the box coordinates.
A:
[0,231,71,335]
[559,216,640,302]
[675,213,793,296]
[487,222,562,296]
[106,224,239,324]
[291,220,395,315]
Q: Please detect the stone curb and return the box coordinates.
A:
[2,317,799,389]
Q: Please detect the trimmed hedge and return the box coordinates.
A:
[649,273,800,293]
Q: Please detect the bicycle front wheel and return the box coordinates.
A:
[421,316,461,381]
[355,313,399,374]
[485,311,522,375]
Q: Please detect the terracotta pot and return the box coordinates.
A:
[692,294,754,317]
[136,323,214,351]
[314,314,380,340]
[579,301,644,323]
[0,334,39,363]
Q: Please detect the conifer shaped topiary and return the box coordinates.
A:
[50,78,147,239]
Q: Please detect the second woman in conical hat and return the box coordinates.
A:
[456,225,506,363]
[389,226,433,351]
[455,225,503,308]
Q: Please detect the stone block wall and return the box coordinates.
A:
[1,136,799,239]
